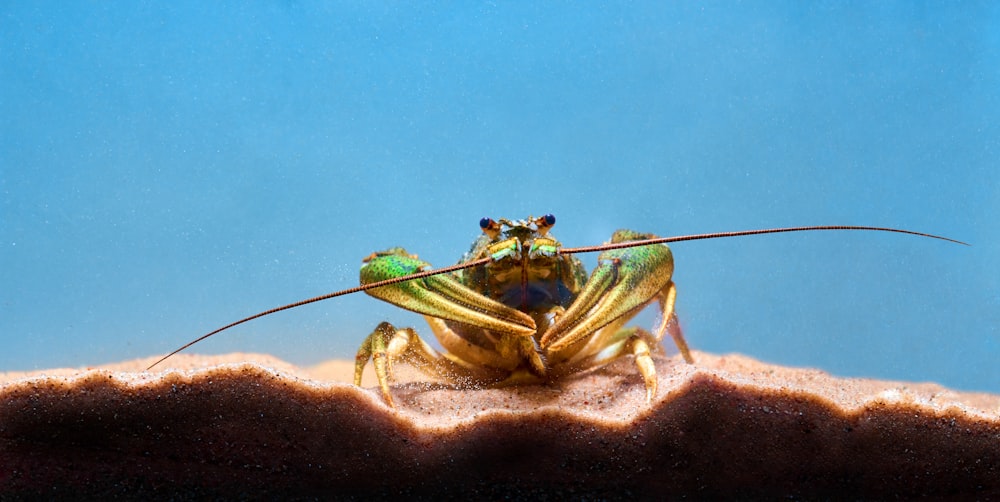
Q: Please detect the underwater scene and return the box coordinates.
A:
[2,2,998,395]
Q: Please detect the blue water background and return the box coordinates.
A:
[2,3,998,393]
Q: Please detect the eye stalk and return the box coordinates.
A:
[534,214,556,235]
[480,217,501,239]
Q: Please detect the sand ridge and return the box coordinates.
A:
[1,351,998,498]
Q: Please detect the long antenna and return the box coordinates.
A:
[144,256,491,370]
[561,225,968,254]
[146,225,965,370]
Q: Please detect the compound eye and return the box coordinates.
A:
[479,217,495,230]
[543,214,556,226]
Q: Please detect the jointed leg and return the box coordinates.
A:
[355,322,406,407]
[652,282,693,363]
[354,321,485,407]
[631,335,657,402]
[564,326,662,402]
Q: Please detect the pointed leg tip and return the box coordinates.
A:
[381,391,396,408]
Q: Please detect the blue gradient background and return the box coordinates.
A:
[2,3,997,393]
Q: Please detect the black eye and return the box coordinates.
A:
[479,217,493,229]
[543,214,556,226]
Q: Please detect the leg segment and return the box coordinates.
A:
[651,282,693,363]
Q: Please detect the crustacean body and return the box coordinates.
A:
[146,215,963,409]
[354,215,692,406]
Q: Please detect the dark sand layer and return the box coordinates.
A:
[2,352,998,499]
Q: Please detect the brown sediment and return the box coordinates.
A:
[1,351,998,499]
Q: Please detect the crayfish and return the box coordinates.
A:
[149,215,964,407]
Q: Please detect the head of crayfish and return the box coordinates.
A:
[464,214,586,314]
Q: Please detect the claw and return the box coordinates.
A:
[361,249,536,336]
[541,231,674,352]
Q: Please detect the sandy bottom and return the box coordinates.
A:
[2,351,998,499]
